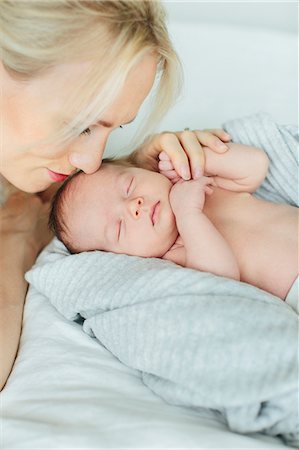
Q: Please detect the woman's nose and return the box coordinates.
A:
[68,135,108,174]
[129,197,144,219]
[68,149,103,174]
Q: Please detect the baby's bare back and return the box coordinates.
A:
[204,188,298,299]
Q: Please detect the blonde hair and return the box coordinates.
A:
[1,0,182,148]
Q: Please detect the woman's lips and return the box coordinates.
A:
[48,169,69,182]
[151,201,160,225]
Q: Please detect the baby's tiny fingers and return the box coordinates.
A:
[204,186,214,195]
[171,175,181,184]
[208,177,217,187]
[158,151,171,161]
[160,169,180,182]
[158,159,175,171]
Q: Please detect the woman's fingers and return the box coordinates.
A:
[174,130,205,179]
[158,131,205,180]
[204,128,231,141]
[197,129,231,153]
[142,128,231,181]
[162,129,230,180]
[158,133,191,180]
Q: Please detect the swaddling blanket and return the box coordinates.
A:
[26,113,298,447]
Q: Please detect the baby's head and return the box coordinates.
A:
[49,158,178,257]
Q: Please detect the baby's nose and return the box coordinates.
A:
[129,197,144,219]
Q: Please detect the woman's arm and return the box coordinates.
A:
[0,237,30,391]
[168,178,240,280]
[0,193,52,391]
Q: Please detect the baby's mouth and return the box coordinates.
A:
[150,201,161,225]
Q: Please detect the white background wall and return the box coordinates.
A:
[106,1,298,156]
[164,1,297,34]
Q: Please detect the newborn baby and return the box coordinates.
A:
[49,143,298,305]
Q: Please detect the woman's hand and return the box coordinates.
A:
[130,128,231,180]
[1,191,53,272]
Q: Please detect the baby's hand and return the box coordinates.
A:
[158,151,182,184]
[169,177,216,216]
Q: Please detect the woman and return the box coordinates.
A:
[0,0,230,390]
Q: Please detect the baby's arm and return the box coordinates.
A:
[204,143,269,192]
[164,178,240,280]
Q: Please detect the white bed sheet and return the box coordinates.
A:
[2,263,290,449]
[1,3,296,449]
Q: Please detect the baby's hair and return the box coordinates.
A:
[48,170,83,254]
[48,156,137,254]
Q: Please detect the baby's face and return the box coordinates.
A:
[65,164,178,257]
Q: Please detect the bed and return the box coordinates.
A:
[2,2,297,449]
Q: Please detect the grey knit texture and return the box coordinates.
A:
[224,112,298,206]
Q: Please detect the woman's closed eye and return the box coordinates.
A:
[80,124,124,137]
[80,127,91,136]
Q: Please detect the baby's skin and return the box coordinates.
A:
[57,143,298,300]
[165,179,298,299]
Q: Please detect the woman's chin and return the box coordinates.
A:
[9,178,53,194]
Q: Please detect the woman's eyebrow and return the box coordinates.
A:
[98,116,136,128]
[63,116,136,130]
[123,116,137,125]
